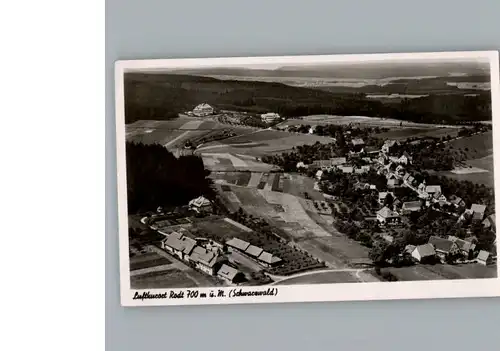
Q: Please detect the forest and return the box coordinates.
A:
[126,142,214,214]
[124,73,492,125]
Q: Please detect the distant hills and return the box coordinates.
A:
[167,60,490,80]
[124,73,492,125]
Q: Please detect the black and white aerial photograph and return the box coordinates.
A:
[115,51,500,306]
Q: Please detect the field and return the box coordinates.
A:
[125,117,253,150]
[274,270,362,285]
[129,252,172,271]
[447,131,493,159]
[277,115,462,129]
[196,129,335,157]
[428,132,494,186]
[383,263,497,281]
[218,183,372,269]
[130,268,198,289]
[200,153,278,172]
[374,127,460,140]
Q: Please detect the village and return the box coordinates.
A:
[306,136,496,268]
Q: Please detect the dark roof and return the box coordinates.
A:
[429,236,456,253]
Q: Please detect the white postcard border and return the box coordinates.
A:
[115,50,500,307]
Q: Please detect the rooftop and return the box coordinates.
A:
[402,201,422,211]
[429,236,456,253]
[226,237,250,251]
[477,250,490,261]
[190,246,217,267]
[471,203,487,214]
[415,243,436,258]
[217,264,239,281]
[258,251,275,264]
[425,185,442,194]
[164,232,197,255]
[189,196,211,208]
[245,245,264,258]
[377,206,398,219]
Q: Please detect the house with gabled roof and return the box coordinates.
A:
[447,236,476,257]
[398,152,412,165]
[411,244,436,262]
[188,196,213,214]
[376,206,400,225]
[428,236,459,260]
[470,204,487,222]
[449,195,466,208]
[217,264,245,284]
[161,232,197,261]
[189,246,223,276]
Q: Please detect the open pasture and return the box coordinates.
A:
[447,131,493,159]
[374,127,459,140]
[196,129,334,157]
[277,115,461,129]
[201,153,278,172]
[274,271,362,285]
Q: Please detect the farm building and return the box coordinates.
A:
[315,170,323,180]
[312,158,346,169]
[161,232,197,261]
[411,244,436,262]
[192,103,214,117]
[261,112,281,123]
[217,264,245,284]
[376,206,400,225]
[245,245,264,259]
[226,237,251,252]
[189,246,222,276]
[188,196,213,214]
[428,236,459,260]
[398,152,412,165]
[257,251,283,267]
[339,166,354,174]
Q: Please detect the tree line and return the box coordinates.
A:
[126,142,214,213]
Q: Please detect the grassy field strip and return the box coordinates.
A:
[164,130,191,148]
[130,264,176,277]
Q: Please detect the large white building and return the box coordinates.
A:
[192,103,214,117]
[261,112,281,123]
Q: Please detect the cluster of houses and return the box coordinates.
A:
[160,231,247,284]
[406,235,496,266]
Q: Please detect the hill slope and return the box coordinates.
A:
[124,73,492,125]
